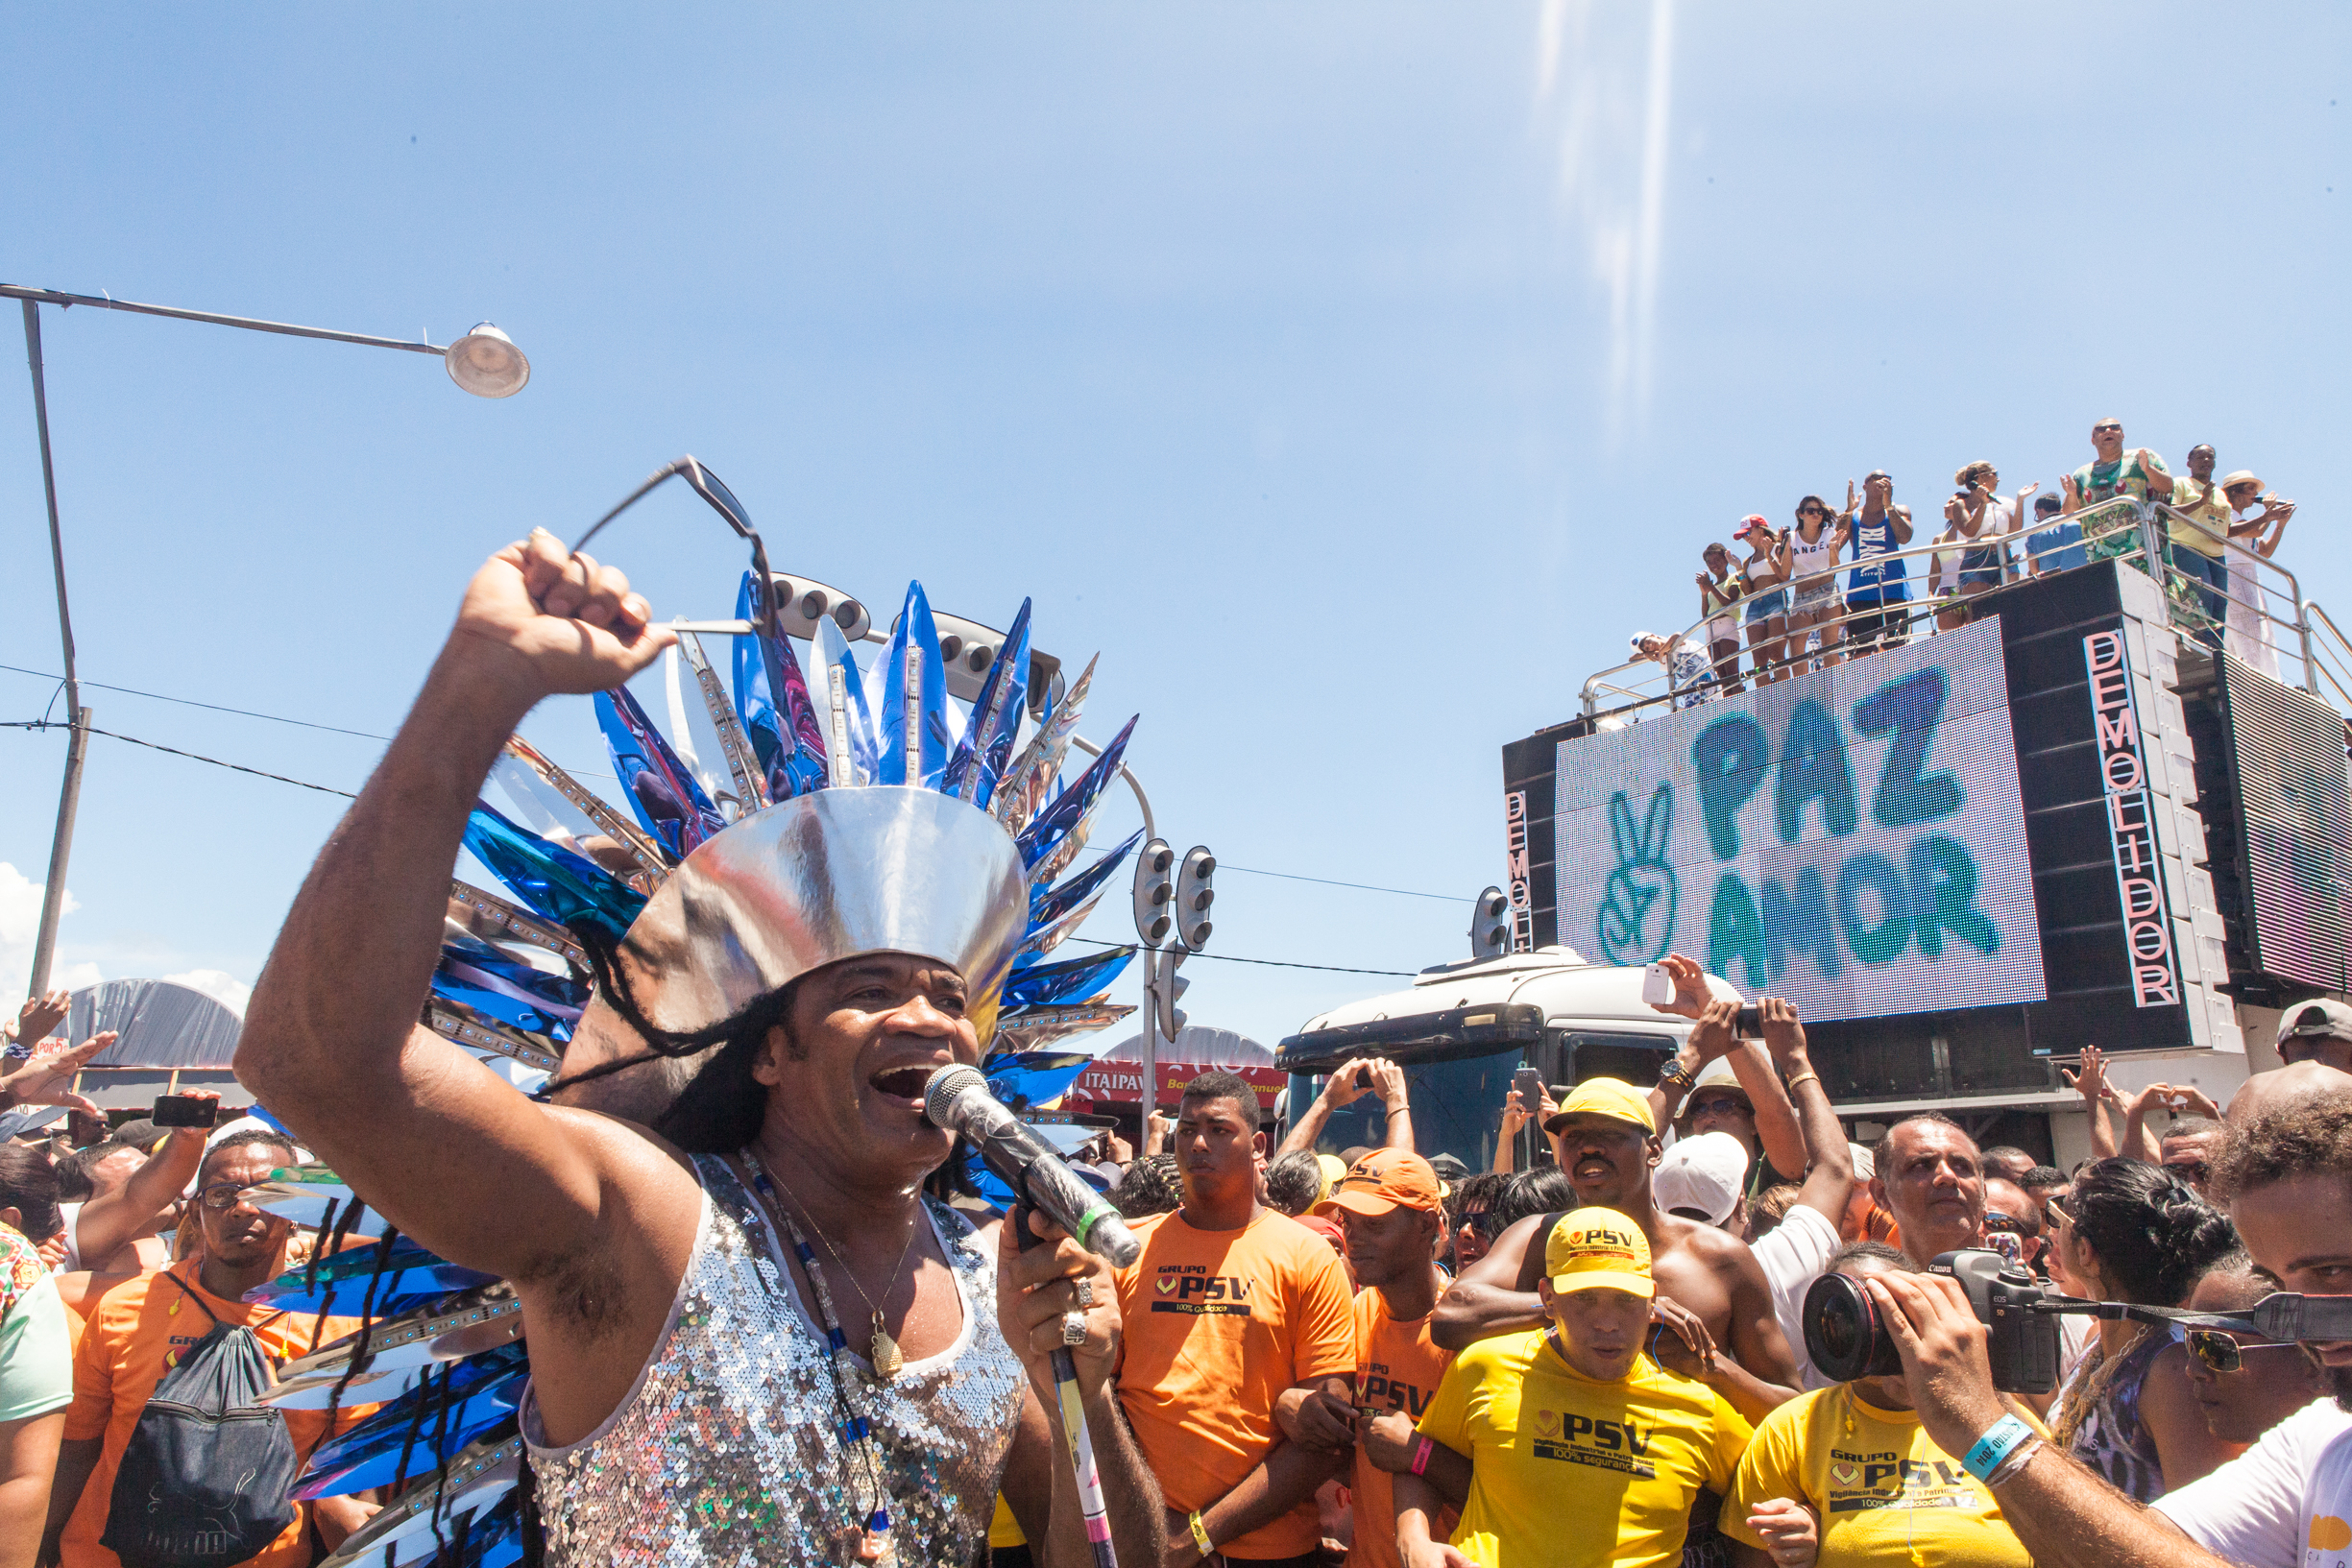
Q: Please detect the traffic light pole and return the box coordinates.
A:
[1071,735,1164,1139]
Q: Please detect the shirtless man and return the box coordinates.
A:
[1429,1070,1796,1419]
[2228,1000,2352,1125]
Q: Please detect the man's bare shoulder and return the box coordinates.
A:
[2229,1061,2352,1123]
[1660,1213,1765,1278]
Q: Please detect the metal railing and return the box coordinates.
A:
[1580,495,2323,724]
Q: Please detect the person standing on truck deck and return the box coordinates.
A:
[1841,473,1913,653]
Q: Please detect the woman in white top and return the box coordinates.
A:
[2221,470,2294,679]
[1696,542,1747,695]
[1735,515,1791,686]
[1783,495,1851,671]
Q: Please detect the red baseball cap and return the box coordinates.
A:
[1734,515,1772,539]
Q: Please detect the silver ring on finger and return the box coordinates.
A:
[1060,1311,1088,1348]
[1072,1277,1095,1309]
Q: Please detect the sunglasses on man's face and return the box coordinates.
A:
[2185,1329,2310,1376]
[2166,1159,2212,1186]
[1687,1094,1748,1120]
[1458,1211,1491,1236]
[2094,423,2122,435]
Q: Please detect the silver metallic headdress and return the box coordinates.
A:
[429,493,1141,1117]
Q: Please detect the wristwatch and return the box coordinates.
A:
[1659,1061,1699,1097]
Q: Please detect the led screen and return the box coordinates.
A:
[1553,617,2048,1023]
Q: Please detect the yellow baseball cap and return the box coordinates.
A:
[1543,1077,1657,1136]
[1545,1208,1656,1298]
[1314,1153,1348,1201]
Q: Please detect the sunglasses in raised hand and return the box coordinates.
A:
[570,456,779,637]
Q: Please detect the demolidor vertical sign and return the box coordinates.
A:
[2083,631,2181,1007]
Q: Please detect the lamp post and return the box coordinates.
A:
[5,284,529,998]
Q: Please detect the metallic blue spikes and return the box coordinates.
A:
[944,599,1032,807]
[875,582,950,789]
[595,685,726,860]
[461,805,646,945]
[249,1236,499,1314]
[1030,829,1143,930]
[1002,946,1136,1009]
[428,967,575,1045]
[296,1347,528,1498]
[734,573,828,803]
[814,616,878,786]
[436,936,589,1020]
[1014,714,1136,870]
[984,1050,1102,1109]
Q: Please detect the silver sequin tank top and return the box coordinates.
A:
[522,1153,1027,1566]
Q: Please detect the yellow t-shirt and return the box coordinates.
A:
[1721,1385,2042,1568]
[1113,1208,1357,1560]
[1413,1329,1752,1568]
[2167,476,2233,558]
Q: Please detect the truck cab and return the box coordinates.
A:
[1276,946,1704,1172]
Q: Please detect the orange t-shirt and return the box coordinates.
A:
[62,1262,367,1568]
[1115,1208,1356,1560]
[1346,1284,1455,1568]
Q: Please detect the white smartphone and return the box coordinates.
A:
[1640,963,1674,1007]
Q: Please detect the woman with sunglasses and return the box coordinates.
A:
[2179,1251,2331,1449]
[2046,1159,2243,1500]
[1782,496,1851,673]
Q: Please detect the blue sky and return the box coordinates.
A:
[2,3,2344,1051]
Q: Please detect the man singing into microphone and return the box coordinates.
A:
[237,532,1165,1567]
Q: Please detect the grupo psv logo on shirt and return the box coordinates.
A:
[1530,1409,1656,1477]
[1151,1265,1253,1315]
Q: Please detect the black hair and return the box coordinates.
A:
[1263,1151,1323,1218]
[1870,1111,1969,1178]
[1446,1170,1507,1228]
[0,1145,61,1242]
[200,1131,301,1185]
[2216,1088,2352,1204]
[1982,1145,2032,1167]
[1178,1071,1261,1133]
[1110,1156,1180,1221]
[1830,1239,1914,1274]
[640,985,802,1155]
[2035,493,2064,517]
[58,1137,135,1202]
[1492,1167,1574,1234]
[2065,1157,2239,1306]
[2021,1165,2068,1194]
[2165,1115,2223,1141]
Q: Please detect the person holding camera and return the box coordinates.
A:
[1839,1089,2352,1568]
[1279,1058,1418,1164]
[1724,1242,2045,1568]
[2045,1160,2243,1499]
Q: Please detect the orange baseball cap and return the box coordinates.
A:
[1314,1147,1443,1218]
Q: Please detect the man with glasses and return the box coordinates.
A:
[43,1132,380,1568]
[1980,1176,2046,1275]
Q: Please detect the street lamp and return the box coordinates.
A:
[4,282,528,997]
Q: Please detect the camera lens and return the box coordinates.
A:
[1803,1272,1906,1381]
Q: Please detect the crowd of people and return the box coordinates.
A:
[1630,418,2300,710]
[1,530,2350,1568]
[3,949,2352,1568]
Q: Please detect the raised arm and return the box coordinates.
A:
[2118,1084,2169,1166]
[70,1086,206,1270]
[1277,1060,1376,1159]
[1759,999,1851,1224]
[234,534,679,1282]
[1368,1058,1418,1152]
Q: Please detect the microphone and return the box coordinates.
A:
[924,1064,1142,1268]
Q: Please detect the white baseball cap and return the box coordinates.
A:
[1654,1130,1752,1227]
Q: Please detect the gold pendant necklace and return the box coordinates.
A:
[755,1154,923,1380]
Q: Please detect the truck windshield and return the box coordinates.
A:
[1288,1046,1524,1173]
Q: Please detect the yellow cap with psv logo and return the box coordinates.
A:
[1545,1208,1656,1299]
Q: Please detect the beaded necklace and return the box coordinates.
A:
[739,1151,900,1566]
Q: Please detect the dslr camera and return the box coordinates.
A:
[1804,1248,2064,1394]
